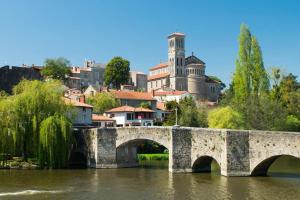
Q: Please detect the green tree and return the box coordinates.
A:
[229,24,271,130]
[163,97,208,127]
[232,24,252,107]
[0,97,15,166]
[104,57,130,89]
[232,24,269,106]
[251,36,269,97]
[278,73,300,118]
[283,115,300,132]
[140,102,151,109]
[269,67,283,101]
[208,106,245,129]
[41,57,71,80]
[39,114,72,169]
[163,101,180,126]
[0,80,73,165]
[87,92,120,114]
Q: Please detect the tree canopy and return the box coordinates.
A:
[86,92,120,114]
[104,57,130,89]
[208,106,245,129]
[41,57,71,80]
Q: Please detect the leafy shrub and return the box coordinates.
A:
[208,106,245,129]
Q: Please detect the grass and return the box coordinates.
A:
[137,153,169,161]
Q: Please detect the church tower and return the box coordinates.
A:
[168,32,187,91]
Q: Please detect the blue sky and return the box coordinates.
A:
[0,0,299,85]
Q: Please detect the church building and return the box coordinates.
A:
[147,32,223,102]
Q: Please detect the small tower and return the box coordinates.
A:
[167,32,186,90]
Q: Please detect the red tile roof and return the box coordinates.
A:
[149,62,168,71]
[153,90,188,96]
[148,73,170,81]
[105,106,154,113]
[63,97,93,108]
[112,91,155,101]
[92,114,115,121]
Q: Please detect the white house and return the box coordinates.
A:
[105,105,154,127]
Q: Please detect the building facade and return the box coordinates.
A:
[147,33,222,102]
[70,60,105,89]
[129,71,148,91]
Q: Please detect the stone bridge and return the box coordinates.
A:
[75,126,300,176]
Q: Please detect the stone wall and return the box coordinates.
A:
[0,66,42,94]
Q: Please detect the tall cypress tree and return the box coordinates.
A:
[251,36,269,97]
[232,24,252,107]
[231,24,270,129]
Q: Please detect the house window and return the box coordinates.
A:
[127,113,133,120]
[176,58,179,66]
[180,58,183,66]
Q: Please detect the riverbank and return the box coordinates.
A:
[137,154,168,161]
[0,157,38,169]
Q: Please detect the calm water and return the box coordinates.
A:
[0,157,300,200]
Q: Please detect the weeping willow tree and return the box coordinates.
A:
[0,79,74,168]
[39,114,72,169]
[11,79,70,160]
[0,96,15,167]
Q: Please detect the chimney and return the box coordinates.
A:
[79,95,86,103]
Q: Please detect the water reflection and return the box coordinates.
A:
[0,157,300,200]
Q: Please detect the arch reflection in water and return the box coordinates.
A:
[192,156,221,174]
[251,155,300,177]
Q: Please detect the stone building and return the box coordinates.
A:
[129,71,148,91]
[70,60,105,89]
[147,32,223,102]
[0,65,42,94]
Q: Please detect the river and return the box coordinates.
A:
[0,157,300,200]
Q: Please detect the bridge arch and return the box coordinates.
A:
[116,127,171,150]
[116,138,169,168]
[69,151,88,168]
[251,154,300,176]
[192,155,221,173]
